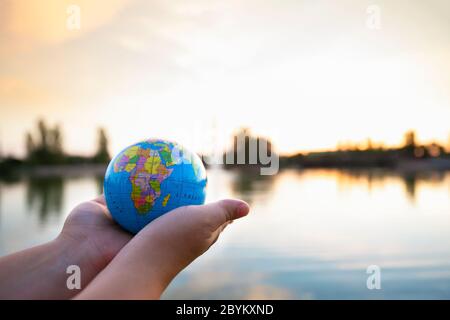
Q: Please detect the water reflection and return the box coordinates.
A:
[223,168,450,206]
[0,168,449,299]
[228,169,275,204]
[26,177,64,224]
[20,174,105,225]
[164,168,450,299]
[1,168,447,223]
[164,247,450,299]
[95,175,105,196]
[297,169,448,204]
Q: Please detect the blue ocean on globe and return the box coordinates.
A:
[104,139,207,233]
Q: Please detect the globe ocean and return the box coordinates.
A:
[104,139,207,233]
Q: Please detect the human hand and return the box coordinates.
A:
[59,195,132,288]
[76,199,250,299]
[0,195,132,299]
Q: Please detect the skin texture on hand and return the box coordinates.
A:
[0,196,132,299]
[60,196,132,275]
[75,199,250,300]
[0,196,249,299]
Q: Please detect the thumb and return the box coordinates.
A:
[197,199,250,230]
[92,194,107,206]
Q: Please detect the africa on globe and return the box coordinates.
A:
[104,139,207,234]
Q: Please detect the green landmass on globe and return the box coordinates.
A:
[113,143,174,213]
[104,139,207,233]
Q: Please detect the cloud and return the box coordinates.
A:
[0,0,130,55]
[0,76,56,106]
[1,0,449,157]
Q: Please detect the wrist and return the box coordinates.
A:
[126,235,190,297]
[55,233,108,291]
[0,236,97,299]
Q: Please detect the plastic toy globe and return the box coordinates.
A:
[104,139,207,234]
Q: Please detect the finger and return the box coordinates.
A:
[218,221,232,234]
[207,221,232,249]
[91,194,113,219]
[92,194,107,206]
[198,199,250,229]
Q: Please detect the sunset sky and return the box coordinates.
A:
[1,0,449,157]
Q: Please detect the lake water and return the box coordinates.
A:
[1,168,449,299]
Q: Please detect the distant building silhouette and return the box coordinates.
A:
[224,128,273,167]
[402,130,416,158]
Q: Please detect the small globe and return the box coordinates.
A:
[104,139,207,233]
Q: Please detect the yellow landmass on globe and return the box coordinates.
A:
[162,194,170,207]
[125,163,136,172]
[144,151,162,174]
[124,146,139,157]
[113,143,176,214]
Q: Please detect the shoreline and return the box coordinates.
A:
[1,158,449,181]
[1,163,108,179]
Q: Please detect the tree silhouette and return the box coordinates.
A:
[26,119,64,164]
[93,127,111,163]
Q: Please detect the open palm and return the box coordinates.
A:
[60,196,132,273]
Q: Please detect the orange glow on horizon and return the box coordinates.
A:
[0,0,449,157]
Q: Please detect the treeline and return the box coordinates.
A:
[1,119,111,169]
[281,130,450,169]
[25,119,111,165]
